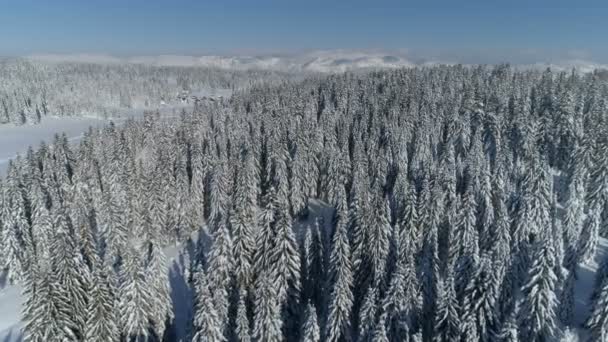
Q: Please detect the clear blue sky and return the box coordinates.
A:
[1,0,607,63]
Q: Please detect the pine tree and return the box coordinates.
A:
[290,136,310,217]
[51,208,90,340]
[207,217,234,335]
[301,303,320,342]
[371,314,389,342]
[192,268,225,342]
[577,205,601,265]
[253,185,278,281]
[143,237,173,340]
[209,161,230,230]
[461,254,498,342]
[562,161,585,270]
[518,231,559,342]
[433,273,461,342]
[358,286,379,341]
[591,254,608,303]
[190,142,208,227]
[303,219,326,319]
[383,247,422,341]
[1,167,30,283]
[119,246,152,341]
[420,187,442,340]
[586,136,608,224]
[368,193,391,287]
[83,263,120,342]
[454,191,480,299]
[235,287,252,342]
[558,269,576,327]
[22,259,67,341]
[586,274,608,341]
[496,309,519,342]
[231,148,257,289]
[253,271,283,342]
[325,197,354,342]
[270,197,300,304]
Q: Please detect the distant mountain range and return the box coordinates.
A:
[27,50,608,73]
[28,50,416,72]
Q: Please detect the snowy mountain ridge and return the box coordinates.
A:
[28,50,416,72]
[27,51,608,73]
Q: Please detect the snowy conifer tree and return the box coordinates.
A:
[301,303,320,342]
[253,271,283,342]
[207,217,234,336]
[118,246,152,341]
[325,196,354,342]
[192,268,225,342]
[84,264,120,342]
[518,230,560,341]
[586,271,608,341]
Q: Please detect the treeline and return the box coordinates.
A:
[1,65,608,341]
[0,59,292,125]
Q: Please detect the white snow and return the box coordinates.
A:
[0,238,193,341]
[26,52,608,74]
[28,50,417,73]
[0,198,335,341]
[517,60,608,74]
[0,90,230,176]
[0,284,22,342]
[574,237,608,325]
[0,116,107,175]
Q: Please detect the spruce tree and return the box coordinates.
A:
[325,196,354,342]
[83,264,120,342]
[192,268,225,342]
[118,246,152,341]
[358,286,379,341]
[51,208,90,340]
[433,272,461,342]
[22,259,67,341]
[518,231,559,342]
[143,237,174,340]
[586,270,608,341]
[253,271,283,342]
[231,148,257,289]
[207,217,234,335]
[235,287,252,342]
[301,303,321,342]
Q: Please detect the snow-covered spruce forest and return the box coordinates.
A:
[0,59,290,125]
[1,65,608,342]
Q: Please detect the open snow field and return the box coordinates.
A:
[0,89,230,175]
[0,116,108,174]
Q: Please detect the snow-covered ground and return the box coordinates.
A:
[0,198,333,341]
[0,190,605,341]
[0,284,22,341]
[0,91,235,341]
[0,89,230,175]
[0,116,108,175]
[574,238,608,324]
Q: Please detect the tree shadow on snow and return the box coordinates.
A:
[574,264,597,326]
[0,269,8,290]
[168,247,194,340]
[1,329,21,342]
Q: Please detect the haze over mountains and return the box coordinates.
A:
[28,50,608,73]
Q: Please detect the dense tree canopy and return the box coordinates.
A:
[1,64,607,341]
